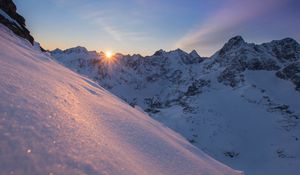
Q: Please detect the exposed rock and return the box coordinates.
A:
[185,79,211,96]
[276,148,295,158]
[269,38,300,62]
[63,46,89,54]
[224,151,239,158]
[219,36,246,56]
[153,49,165,56]
[276,62,300,91]
[0,0,34,44]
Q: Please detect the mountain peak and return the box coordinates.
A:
[226,35,245,46]
[51,48,63,54]
[272,37,299,47]
[218,35,246,55]
[266,37,300,61]
[153,49,166,56]
[63,46,88,54]
[174,48,185,52]
[189,50,200,58]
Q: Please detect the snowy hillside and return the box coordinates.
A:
[52,36,300,175]
[0,24,244,175]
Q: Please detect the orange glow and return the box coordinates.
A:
[105,50,113,59]
[101,50,117,66]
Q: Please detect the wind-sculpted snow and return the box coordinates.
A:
[52,35,300,175]
[0,25,243,175]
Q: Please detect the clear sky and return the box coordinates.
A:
[14,0,300,56]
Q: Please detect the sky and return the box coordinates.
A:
[14,0,300,56]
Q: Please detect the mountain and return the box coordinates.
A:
[51,36,300,175]
[0,2,243,175]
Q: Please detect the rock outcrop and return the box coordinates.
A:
[0,0,34,44]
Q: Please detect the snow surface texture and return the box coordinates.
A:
[0,24,242,175]
[52,36,300,175]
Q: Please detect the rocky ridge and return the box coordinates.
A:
[0,0,34,44]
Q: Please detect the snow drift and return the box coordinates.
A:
[0,24,242,175]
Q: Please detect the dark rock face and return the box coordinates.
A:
[153,49,165,56]
[213,36,300,88]
[185,79,211,96]
[224,151,239,158]
[0,0,34,44]
[276,62,300,91]
[218,67,245,87]
[63,46,89,54]
[219,36,245,56]
[269,38,300,62]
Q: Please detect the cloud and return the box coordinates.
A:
[53,0,149,43]
[175,0,289,56]
[83,11,150,43]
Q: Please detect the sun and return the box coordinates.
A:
[102,50,116,64]
[105,50,113,58]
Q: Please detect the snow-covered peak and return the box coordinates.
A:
[270,37,299,46]
[51,48,63,54]
[190,49,200,58]
[219,35,246,54]
[63,46,89,54]
[208,35,300,75]
[51,46,100,63]
[173,48,187,54]
[153,49,166,56]
[228,35,245,45]
[264,38,300,62]
[151,48,189,60]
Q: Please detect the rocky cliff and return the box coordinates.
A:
[0,0,33,44]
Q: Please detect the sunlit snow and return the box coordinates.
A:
[0,24,242,175]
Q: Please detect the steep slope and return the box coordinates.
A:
[52,37,300,175]
[0,24,243,175]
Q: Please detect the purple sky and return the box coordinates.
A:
[14,0,300,56]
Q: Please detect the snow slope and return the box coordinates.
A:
[0,24,243,175]
[51,36,300,175]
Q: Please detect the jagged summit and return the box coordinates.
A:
[228,35,245,44]
[267,38,300,61]
[153,49,166,56]
[271,37,299,45]
[190,50,200,58]
[51,48,63,54]
[219,35,246,55]
[173,48,186,53]
[152,48,189,57]
[63,46,89,54]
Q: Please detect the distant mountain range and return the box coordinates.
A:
[51,35,300,175]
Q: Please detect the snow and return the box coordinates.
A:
[51,36,300,175]
[0,24,242,175]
